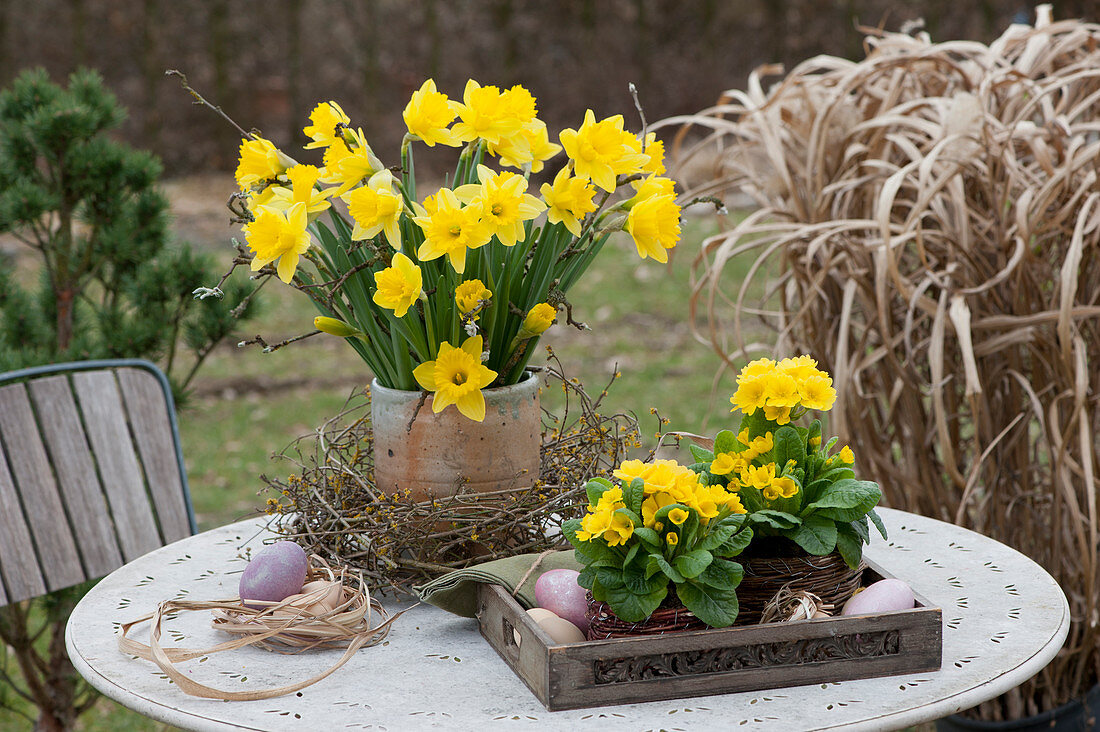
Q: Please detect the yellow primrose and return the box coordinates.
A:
[668,507,689,526]
[779,354,819,381]
[455,279,492,321]
[372,252,423,318]
[452,80,526,146]
[521,303,556,335]
[343,169,404,249]
[559,109,650,192]
[763,404,793,425]
[403,78,461,147]
[730,377,768,415]
[454,166,545,246]
[799,373,837,411]
[412,334,498,421]
[235,137,286,190]
[838,445,855,464]
[625,191,681,263]
[613,459,651,485]
[641,491,677,528]
[594,486,626,510]
[665,532,679,546]
[603,511,635,547]
[750,432,774,454]
[762,372,801,409]
[260,164,332,216]
[413,187,492,274]
[738,358,777,383]
[710,453,738,476]
[726,493,748,514]
[244,202,311,283]
[303,101,350,149]
[742,463,777,492]
[540,168,598,237]
[576,506,613,541]
[320,128,384,196]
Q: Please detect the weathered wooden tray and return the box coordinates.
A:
[476,557,941,711]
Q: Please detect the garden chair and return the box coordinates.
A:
[0,359,196,604]
[0,359,196,729]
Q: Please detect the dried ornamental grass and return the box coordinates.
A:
[263,353,653,596]
[661,7,1099,721]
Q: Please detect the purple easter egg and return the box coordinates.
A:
[535,569,589,634]
[239,541,308,609]
[841,578,915,616]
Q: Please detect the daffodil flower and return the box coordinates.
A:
[452,80,526,146]
[403,79,461,147]
[412,334,498,421]
[244,202,311,283]
[372,252,423,318]
[540,167,598,238]
[344,170,404,248]
[235,137,287,190]
[559,109,650,192]
[413,188,491,274]
[455,279,492,321]
[303,101,351,149]
[454,165,545,246]
[625,189,681,263]
[319,128,384,196]
[260,164,332,217]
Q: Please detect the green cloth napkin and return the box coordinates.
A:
[415,550,583,618]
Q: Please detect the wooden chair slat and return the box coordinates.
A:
[72,372,162,562]
[29,375,124,578]
[0,418,47,604]
[117,368,191,543]
[0,383,85,593]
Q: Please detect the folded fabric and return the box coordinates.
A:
[415,550,583,618]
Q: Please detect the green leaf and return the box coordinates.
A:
[805,479,881,522]
[868,509,889,540]
[697,557,743,591]
[791,513,838,555]
[676,581,738,628]
[851,516,870,543]
[673,549,713,579]
[650,553,685,583]
[713,429,739,455]
[623,556,667,595]
[717,526,754,557]
[632,527,663,550]
[625,477,645,515]
[697,522,738,552]
[623,542,640,568]
[835,522,864,570]
[749,509,801,530]
[689,444,716,463]
[773,425,806,470]
[603,583,668,623]
[584,477,613,506]
[577,566,596,590]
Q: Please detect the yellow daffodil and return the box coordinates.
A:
[668,507,689,526]
[630,174,677,200]
[235,137,286,190]
[540,168,598,237]
[372,252,422,318]
[490,120,561,172]
[412,334,498,421]
[559,109,650,192]
[343,169,404,248]
[838,445,855,464]
[303,101,350,149]
[452,80,526,146]
[520,303,556,336]
[640,132,666,175]
[260,164,332,216]
[320,128,384,196]
[314,316,360,338]
[625,190,681,263]
[403,79,461,147]
[413,188,491,274]
[454,165,545,246]
[244,202,311,283]
[455,279,492,320]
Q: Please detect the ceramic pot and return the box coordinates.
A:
[370,371,541,502]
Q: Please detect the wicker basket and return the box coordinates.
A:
[585,592,708,640]
[736,550,864,625]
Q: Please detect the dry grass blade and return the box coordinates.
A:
[664,8,1100,719]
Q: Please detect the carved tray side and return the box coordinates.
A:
[476,559,942,711]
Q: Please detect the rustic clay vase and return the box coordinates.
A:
[370,371,541,502]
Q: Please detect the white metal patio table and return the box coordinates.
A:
[66,507,1069,731]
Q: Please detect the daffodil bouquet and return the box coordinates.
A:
[562,458,753,627]
[224,79,681,421]
[690,356,887,568]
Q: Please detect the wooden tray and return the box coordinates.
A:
[476,558,941,711]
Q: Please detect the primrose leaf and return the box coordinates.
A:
[676,580,738,628]
[584,477,613,506]
[749,509,801,530]
[717,526,754,557]
[791,513,838,555]
[835,522,864,570]
[805,479,881,521]
[697,522,738,552]
[713,429,739,455]
[773,425,806,470]
[625,477,645,515]
[651,553,685,584]
[623,556,667,595]
[690,444,716,463]
[868,509,888,539]
[673,549,713,580]
[632,527,663,550]
[603,583,667,623]
[697,557,743,590]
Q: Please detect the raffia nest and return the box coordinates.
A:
[660,6,1099,720]
[261,352,650,596]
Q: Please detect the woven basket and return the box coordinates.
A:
[585,592,708,640]
[735,550,864,625]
